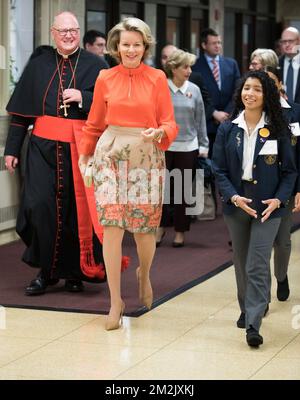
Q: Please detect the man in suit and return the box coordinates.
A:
[83,29,117,67]
[193,28,240,157]
[279,27,300,104]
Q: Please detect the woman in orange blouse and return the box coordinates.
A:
[79,18,178,330]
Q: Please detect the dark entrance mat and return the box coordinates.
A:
[1,213,299,317]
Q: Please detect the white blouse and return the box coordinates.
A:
[232,111,267,181]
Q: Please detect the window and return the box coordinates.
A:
[223,10,235,58]
[86,0,107,33]
[86,11,106,32]
[120,1,137,17]
[10,0,34,92]
[191,20,200,55]
[167,18,180,47]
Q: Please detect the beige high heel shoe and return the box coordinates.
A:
[105,301,125,331]
[136,267,153,310]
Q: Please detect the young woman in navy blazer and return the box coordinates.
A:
[212,70,297,348]
[265,66,300,303]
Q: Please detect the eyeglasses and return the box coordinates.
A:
[53,28,80,36]
[249,62,262,67]
[280,39,297,45]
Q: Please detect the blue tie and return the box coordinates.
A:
[286,59,294,101]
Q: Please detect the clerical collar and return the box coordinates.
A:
[56,47,79,59]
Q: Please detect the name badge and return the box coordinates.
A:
[290,122,300,137]
[258,140,278,155]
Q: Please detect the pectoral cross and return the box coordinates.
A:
[60,102,70,117]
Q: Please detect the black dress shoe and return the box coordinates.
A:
[237,305,268,329]
[64,279,84,292]
[246,327,263,347]
[277,276,290,301]
[25,275,59,296]
[156,231,166,247]
[236,312,245,329]
[172,241,184,248]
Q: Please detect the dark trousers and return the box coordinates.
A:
[160,150,198,232]
[208,132,216,159]
[273,198,294,282]
[224,209,281,331]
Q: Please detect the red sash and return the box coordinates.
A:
[33,116,105,279]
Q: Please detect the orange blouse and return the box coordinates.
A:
[79,62,178,155]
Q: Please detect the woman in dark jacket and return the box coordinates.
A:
[212,70,297,348]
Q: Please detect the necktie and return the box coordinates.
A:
[211,58,220,86]
[286,59,294,101]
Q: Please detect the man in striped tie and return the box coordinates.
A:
[192,28,240,157]
[279,27,300,104]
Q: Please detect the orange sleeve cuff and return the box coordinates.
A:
[156,123,179,151]
[78,134,98,156]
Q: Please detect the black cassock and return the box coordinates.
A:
[5,46,108,282]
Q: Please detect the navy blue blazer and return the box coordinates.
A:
[212,121,297,217]
[283,101,300,193]
[192,53,240,134]
[279,56,300,104]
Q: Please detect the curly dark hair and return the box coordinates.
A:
[231,70,289,138]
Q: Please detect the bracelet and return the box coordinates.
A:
[275,198,281,208]
[232,194,240,207]
[154,130,164,143]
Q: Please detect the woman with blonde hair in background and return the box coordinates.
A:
[156,49,209,247]
[249,48,279,71]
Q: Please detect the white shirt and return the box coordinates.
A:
[232,111,267,181]
[280,96,291,109]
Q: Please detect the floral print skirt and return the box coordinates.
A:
[93,125,165,233]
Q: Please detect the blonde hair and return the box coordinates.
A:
[250,48,279,69]
[164,49,196,78]
[107,17,155,62]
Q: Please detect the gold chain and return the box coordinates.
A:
[55,49,81,102]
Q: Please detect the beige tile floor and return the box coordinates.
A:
[0,231,300,380]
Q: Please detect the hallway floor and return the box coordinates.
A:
[0,231,300,380]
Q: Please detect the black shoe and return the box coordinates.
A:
[172,241,184,248]
[237,306,268,329]
[64,279,84,293]
[277,276,290,301]
[156,231,166,247]
[246,327,263,347]
[25,275,59,296]
[236,312,245,329]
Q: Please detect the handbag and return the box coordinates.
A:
[194,157,216,220]
[196,182,216,220]
[83,157,94,188]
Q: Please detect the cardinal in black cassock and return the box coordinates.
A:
[4,20,112,295]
